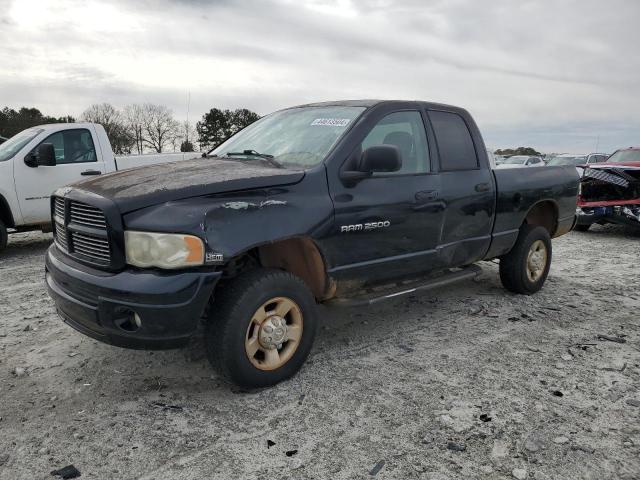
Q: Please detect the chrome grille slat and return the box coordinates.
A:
[70,203,101,210]
[73,252,111,264]
[73,248,111,261]
[73,244,110,256]
[72,233,109,244]
[69,219,107,228]
[70,210,104,219]
[70,217,107,227]
[71,238,109,250]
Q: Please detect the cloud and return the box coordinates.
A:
[1,0,639,152]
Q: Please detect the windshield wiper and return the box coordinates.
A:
[225,150,283,168]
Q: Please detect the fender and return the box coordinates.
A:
[122,168,336,270]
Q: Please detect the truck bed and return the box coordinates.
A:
[486,165,579,258]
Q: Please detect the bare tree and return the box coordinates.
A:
[140,104,180,153]
[81,103,133,154]
[123,104,145,154]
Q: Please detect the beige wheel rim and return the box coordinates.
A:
[245,296,303,371]
[526,240,548,282]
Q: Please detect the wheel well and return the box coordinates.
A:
[524,200,558,237]
[0,194,15,228]
[221,237,334,301]
[258,237,333,300]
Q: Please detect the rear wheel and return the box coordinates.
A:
[0,219,7,253]
[573,224,590,232]
[499,224,552,294]
[205,268,318,388]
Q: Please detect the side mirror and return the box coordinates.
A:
[25,143,56,168]
[37,143,56,166]
[360,145,402,173]
[340,145,402,185]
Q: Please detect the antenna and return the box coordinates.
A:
[186,91,191,143]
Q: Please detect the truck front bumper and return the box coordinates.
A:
[45,245,222,350]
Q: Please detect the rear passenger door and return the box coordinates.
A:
[427,109,494,267]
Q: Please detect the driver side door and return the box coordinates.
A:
[14,127,106,225]
[324,109,444,290]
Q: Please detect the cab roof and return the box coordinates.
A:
[289,99,461,110]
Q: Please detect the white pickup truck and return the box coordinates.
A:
[0,123,200,252]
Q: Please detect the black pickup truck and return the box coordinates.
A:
[46,100,578,387]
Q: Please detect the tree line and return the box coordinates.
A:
[0,107,74,138]
[0,104,260,154]
[494,147,542,156]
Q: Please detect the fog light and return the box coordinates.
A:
[114,309,142,332]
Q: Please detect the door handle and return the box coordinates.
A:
[81,170,102,176]
[415,190,438,202]
[475,182,490,192]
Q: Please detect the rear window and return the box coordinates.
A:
[429,111,478,171]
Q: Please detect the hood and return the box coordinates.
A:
[73,157,305,213]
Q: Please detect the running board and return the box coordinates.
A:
[326,265,482,308]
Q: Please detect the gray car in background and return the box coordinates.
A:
[494,155,545,169]
[547,153,609,175]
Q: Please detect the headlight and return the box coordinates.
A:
[125,231,204,269]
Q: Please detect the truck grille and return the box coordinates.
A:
[53,197,112,266]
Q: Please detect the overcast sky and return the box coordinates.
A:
[1,0,639,152]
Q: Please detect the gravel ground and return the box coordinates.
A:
[0,226,639,480]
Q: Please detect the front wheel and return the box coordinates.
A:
[0,219,7,253]
[499,224,552,294]
[205,268,318,388]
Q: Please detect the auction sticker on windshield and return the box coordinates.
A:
[310,118,351,127]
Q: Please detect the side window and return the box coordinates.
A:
[361,111,430,174]
[39,129,97,164]
[429,111,478,171]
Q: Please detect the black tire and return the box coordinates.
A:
[499,224,552,295]
[205,268,318,388]
[573,224,590,232]
[0,219,7,253]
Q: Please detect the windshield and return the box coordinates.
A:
[547,155,587,166]
[212,106,366,169]
[607,150,640,163]
[503,156,529,164]
[0,128,43,162]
